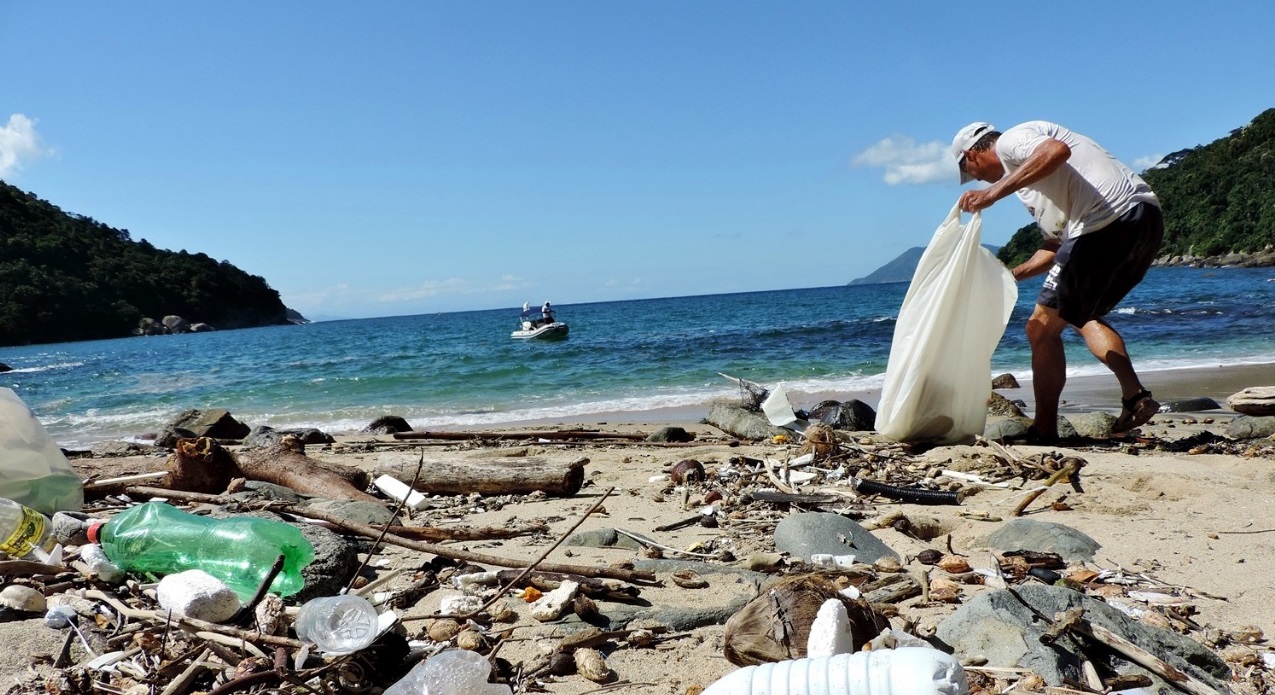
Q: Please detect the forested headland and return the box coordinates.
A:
[997,107,1275,268]
[1,182,292,347]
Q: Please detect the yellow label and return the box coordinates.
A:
[0,506,47,558]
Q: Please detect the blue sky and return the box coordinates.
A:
[2,2,1272,320]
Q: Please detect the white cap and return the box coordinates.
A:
[951,122,995,184]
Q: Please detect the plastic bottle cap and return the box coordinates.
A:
[86,521,103,544]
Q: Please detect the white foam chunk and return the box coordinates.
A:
[156,569,241,623]
[806,599,854,658]
[373,475,428,511]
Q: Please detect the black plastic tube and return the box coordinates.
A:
[852,478,963,505]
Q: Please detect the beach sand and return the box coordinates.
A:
[3,363,1273,693]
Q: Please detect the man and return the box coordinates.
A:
[953,121,1163,441]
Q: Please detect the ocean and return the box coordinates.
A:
[3,266,1273,449]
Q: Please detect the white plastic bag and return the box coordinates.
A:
[0,387,84,515]
[875,205,1017,444]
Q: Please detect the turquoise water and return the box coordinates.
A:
[3,266,1273,448]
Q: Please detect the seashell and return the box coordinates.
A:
[486,600,517,623]
[427,618,461,642]
[0,585,46,613]
[1232,624,1265,643]
[873,557,902,573]
[573,648,613,683]
[253,594,285,636]
[573,595,599,621]
[928,577,962,603]
[455,629,486,651]
[671,459,706,484]
[915,549,943,565]
[671,569,709,589]
[936,555,971,574]
[627,629,656,648]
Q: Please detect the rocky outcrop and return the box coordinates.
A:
[1154,245,1275,268]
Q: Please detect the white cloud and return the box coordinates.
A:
[852,136,955,185]
[0,114,50,178]
[1132,154,1166,171]
[377,278,469,303]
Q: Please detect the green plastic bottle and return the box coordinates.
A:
[88,501,315,600]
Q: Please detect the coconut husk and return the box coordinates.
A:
[722,573,889,666]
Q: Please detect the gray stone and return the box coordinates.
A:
[303,499,396,527]
[1226,415,1275,440]
[232,481,303,503]
[773,512,899,563]
[987,392,1025,418]
[991,373,1020,389]
[1067,411,1116,438]
[295,523,362,602]
[1159,397,1221,413]
[983,416,1077,442]
[599,560,766,631]
[646,426,695,443]
[565,527,646,551]
[243,425,334,448]
[704,402,790,440]
[1227,386,1275,416]
[166,409,251,440]
[807,399,877,431]
[363,416,413,434]
[936,585,1230,690]
[981,519,1100,563]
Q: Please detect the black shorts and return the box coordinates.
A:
[1037,202,1163,327]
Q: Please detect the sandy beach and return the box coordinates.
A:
[2,362,1273,694]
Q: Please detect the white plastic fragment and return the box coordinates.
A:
[806,599,854,658]
[529,580,580,621]
[648,474,669,483]
[373,475,428,511]
[438,594,484,615]
[810,554,837,568]
[701,647,968,695]
[383,648,512,695]
[452,571,499,588]
[838,585,862,600]
[156,569,241,623]
[80,544,125,582]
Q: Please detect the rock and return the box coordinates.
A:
[981,519,1101,563]
[243,425,335,448]
[153,426,199,449]
[1067,411,1117,438]
[936,584,1230,691]
[991,373,1020,389]
[565,528,646,551]
[0,585,47,614]
[1227,386,1275,416]
[302,499,396,527]
[166,409,251,440]
[137,317,166,335]
[984,416,1077,441]
[1225,415,1275,440]
[0,363,10,373]
[363,416,413,434]
[807,400,876,431]
[704,402,790,440]
[1159,397,1221,412]
[89,440,150,457]
[646,426,695,443]
[774,512,899,564]
[294,523,361,602]
[189,323,216,332]
[162,315,191,334]
[987,392,1025,417]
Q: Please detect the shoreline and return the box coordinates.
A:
[482,360,1273,431]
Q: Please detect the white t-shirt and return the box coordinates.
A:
[997,121,1158,240]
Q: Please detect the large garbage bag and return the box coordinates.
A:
[875,205,1017,444]
[0,387,84,515]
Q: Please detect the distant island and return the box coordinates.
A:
[847,244,1000,286]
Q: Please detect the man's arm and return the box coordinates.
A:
[1010,239,1062,281]
[961,138,1071,213]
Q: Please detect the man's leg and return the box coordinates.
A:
[1076,317,1147,402]
[1025,303,1070,437]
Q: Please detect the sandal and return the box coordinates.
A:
[1112,389,1159,434]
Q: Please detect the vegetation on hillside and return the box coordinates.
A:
[997,108,1275,268]
[1,182,289,346]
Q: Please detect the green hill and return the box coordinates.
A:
[0,182,290,346]
[997,108,1275,268]
[848,244,1001,285]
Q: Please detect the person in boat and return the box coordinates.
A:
[541,301,554,326]
[953,120,1162,443]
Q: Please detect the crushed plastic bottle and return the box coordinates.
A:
[700,647,968,695]
[0,497,59,562]
[383,649,512,695]
[0,388,84,515]
[88,501,315,599]
[294,594,380,654]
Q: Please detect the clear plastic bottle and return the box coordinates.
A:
[87,501,315,599]
[700,647,968,695]
[0,497,58,561]
[294,594,379,654]
[383,649,511,695]
[0,388,84,515]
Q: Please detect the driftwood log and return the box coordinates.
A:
[374,456,588,497]
[165,437,380,503]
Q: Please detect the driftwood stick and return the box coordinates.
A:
[85,590,307,650]
[121,485,653,583]
[1074,618,1225,695]
[1013,459,1082,517]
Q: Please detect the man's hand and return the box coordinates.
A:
[959,189,997,213]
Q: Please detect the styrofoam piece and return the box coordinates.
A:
[80,544,125,582]
[438,594,484,615]
[373,475,428,511]
[806,599,854,658]
[701,647,968,695]
[838,585,862,600]
[530,580,579,621]
[833,555,857,568]
[156,569,241,623]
